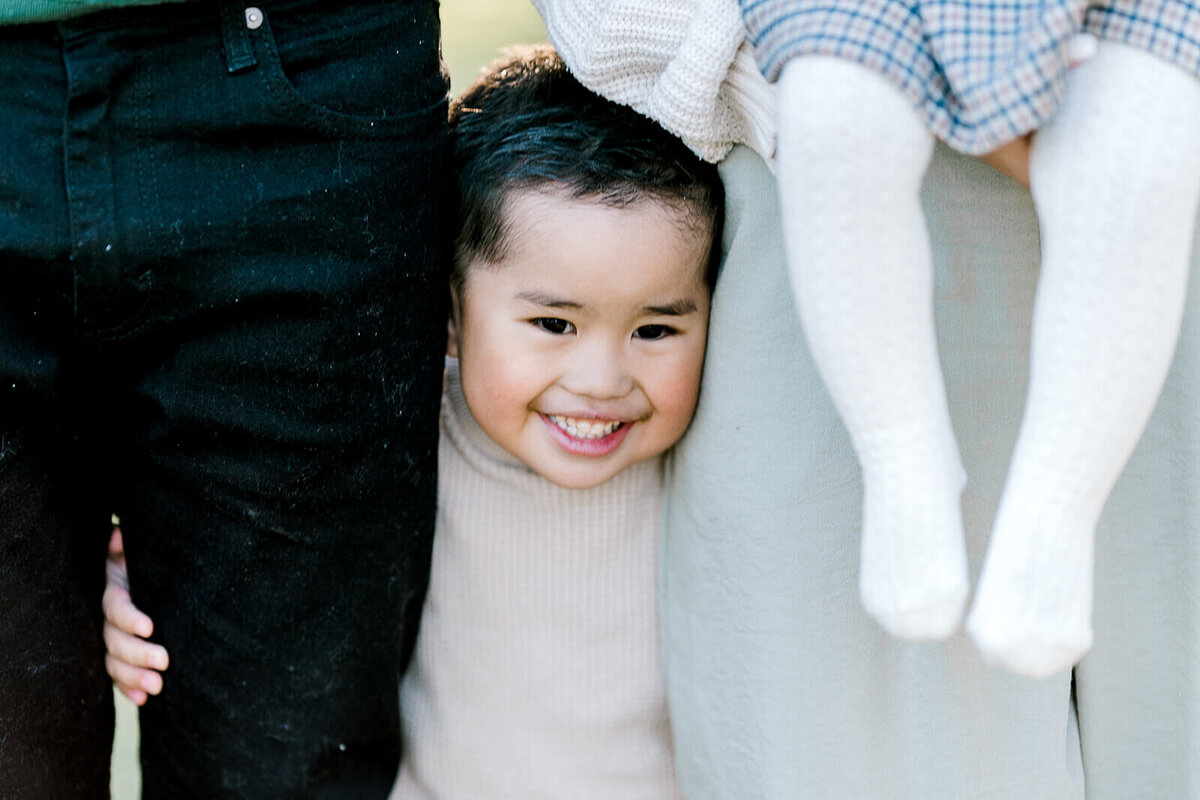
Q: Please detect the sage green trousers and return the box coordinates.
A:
[664,145,1198,799]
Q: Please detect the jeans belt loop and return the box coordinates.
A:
[220,1,259,74]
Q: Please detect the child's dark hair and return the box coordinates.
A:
[449,46,723,289]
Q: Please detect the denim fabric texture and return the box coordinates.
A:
[0,0,450,796]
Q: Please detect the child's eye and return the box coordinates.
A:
[634,324,676,341]
[532,317,575,335]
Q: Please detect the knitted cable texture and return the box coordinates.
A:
[535,0,777,163]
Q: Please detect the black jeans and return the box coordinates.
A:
[0,1,449,796]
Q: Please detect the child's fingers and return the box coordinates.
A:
[103,525,169,704]
[102,583,154,639]
[106,528,129,592]
[108,526,125,558]
[105,558,130,594]
[103,620,169,672]
[105,651,163,700]
[117,685,150,707]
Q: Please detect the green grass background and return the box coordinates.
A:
[110,3,547,795]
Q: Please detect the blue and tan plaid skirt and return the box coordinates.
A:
[741,0,1200,153]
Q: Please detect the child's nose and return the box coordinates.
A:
[561,341,634,400]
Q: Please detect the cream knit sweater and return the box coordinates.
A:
[391,362,681,800]
[534,0,776,163]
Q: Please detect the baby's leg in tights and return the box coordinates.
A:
[777,58,968,639]
[967,42,1200,677]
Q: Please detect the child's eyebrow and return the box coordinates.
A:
[643,299,698,316]
[515,292,698,316]
[515,291,582,310]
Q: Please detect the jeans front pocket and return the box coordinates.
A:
[250,0,448,140]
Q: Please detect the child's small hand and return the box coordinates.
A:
[102,528,169,705]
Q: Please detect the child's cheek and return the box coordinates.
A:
[654,351,707,446]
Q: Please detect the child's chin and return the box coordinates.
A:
[538,466,621,491]
[534,449,666,490]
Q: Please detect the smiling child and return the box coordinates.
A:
[103,46,722,798]
[450,187,711,490]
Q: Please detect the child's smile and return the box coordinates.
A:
[448,188,712,489]
[546,414,623,440]
[541,413,631,455]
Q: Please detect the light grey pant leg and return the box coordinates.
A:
[662,145,1085,799]
[1074,209,1200,796]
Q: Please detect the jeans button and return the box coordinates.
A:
[244,7,263,29]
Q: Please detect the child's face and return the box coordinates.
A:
[450,189,712,490]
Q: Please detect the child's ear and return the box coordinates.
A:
[446,289,461,358]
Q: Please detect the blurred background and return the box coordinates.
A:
[443,0,548,93]
[110,1,547,794]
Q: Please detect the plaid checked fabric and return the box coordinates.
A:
[741,0,1200,154]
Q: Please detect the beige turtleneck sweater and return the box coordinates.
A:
[391,361,681,800]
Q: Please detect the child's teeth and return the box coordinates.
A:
[550,415,622,439]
